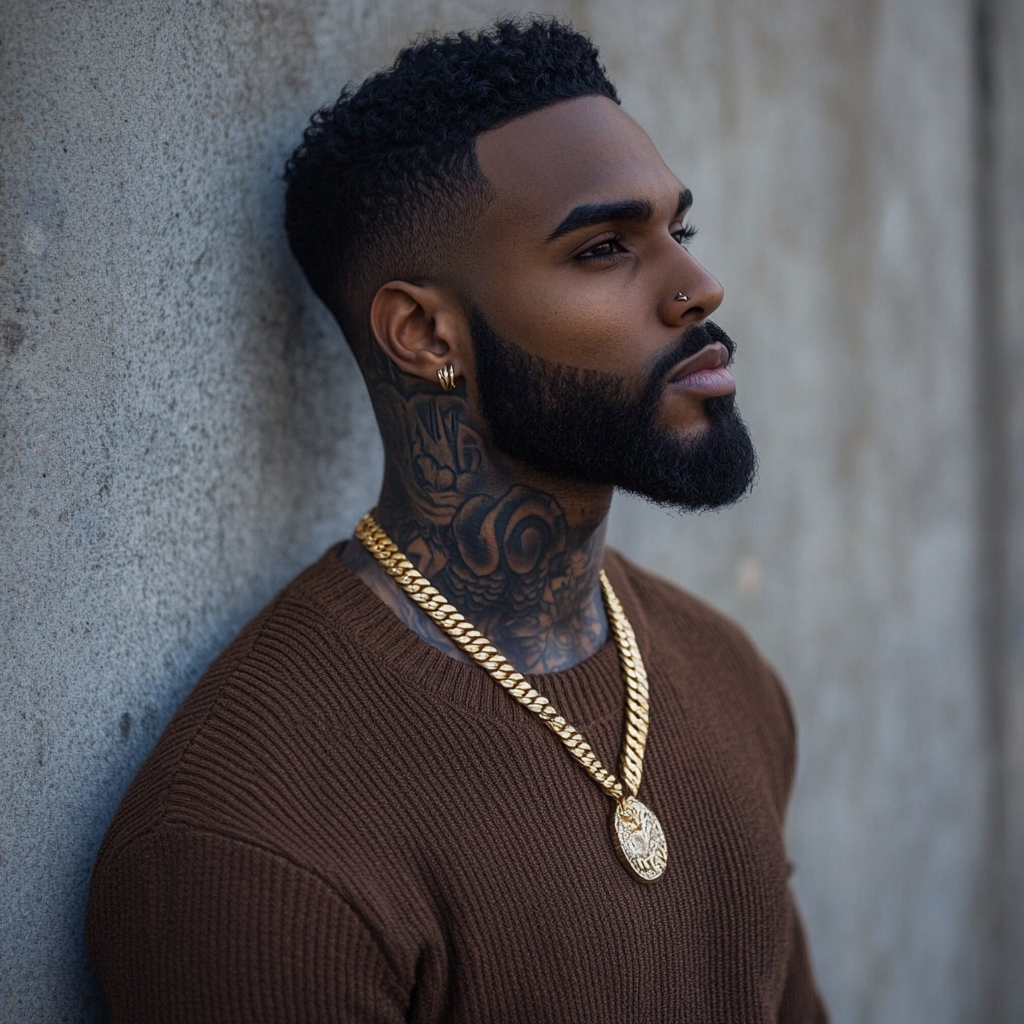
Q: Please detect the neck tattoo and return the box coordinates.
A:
[346,344,609,675]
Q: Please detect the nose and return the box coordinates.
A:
[659,249,725,327]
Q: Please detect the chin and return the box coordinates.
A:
[658,410,715,438]
[659,390,725,428]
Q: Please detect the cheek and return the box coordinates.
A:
[487,272,660,376]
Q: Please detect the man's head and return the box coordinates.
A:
[284,18,617,347]
[285,17,756,511]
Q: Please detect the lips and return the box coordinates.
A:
[665,341,736,396]
[670,366,736,395]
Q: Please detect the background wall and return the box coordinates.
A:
[1,1,1019,1021]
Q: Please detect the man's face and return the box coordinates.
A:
[459,96,756,509]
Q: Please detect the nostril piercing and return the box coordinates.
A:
[674,293,688,302]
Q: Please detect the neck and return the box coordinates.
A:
[345,352,612,674]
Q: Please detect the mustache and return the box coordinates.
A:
[647,321,737,383]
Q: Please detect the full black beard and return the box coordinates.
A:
[470,308,758,511]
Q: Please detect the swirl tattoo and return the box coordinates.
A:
[343,345,608,674]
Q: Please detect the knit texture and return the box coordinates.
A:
[87,545,828,1023]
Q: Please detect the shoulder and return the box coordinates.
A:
[89,547,436,1011]
[604,546,765,663]
[604,547,798,809]
[93,544,410,871]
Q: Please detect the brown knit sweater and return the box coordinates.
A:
[87,545,827,1023]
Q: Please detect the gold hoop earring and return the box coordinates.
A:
[437,364,457,391]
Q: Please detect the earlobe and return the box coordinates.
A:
[370,280,463,385]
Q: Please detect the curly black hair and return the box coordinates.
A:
[284,17,618,349]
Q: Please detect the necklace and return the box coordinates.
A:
[356,511,668,883]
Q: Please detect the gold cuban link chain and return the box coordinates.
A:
[355,511,669,882]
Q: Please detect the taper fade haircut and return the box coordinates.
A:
[283,17,618,349]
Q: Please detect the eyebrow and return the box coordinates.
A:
[546,188,693,243]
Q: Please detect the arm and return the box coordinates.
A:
[777,900,830,1023]
[766,664,829,1023]
[87,824,408,1024]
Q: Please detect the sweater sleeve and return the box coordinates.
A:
[777,901,829,1023]
[767,667,829,1023]
[87,824,409,1024]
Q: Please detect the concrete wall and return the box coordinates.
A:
[0,1,1018,1021]
[984,0,1024,1016]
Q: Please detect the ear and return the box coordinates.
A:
[369,280,468,386]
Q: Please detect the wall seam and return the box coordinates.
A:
[971,0,1010,1019]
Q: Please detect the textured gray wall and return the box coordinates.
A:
[0,1,1019,1022]
[985,0,1024,1016]
[602,1,990,1020]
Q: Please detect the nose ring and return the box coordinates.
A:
[674,292,688,302]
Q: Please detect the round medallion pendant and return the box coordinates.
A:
[612,796,668,883]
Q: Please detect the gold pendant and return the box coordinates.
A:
[611,796,668,883]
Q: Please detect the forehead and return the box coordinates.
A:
[473,96,682,239]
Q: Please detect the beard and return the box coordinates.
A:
[470,308,758,511]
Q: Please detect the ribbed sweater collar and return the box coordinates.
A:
[299,542,650,732]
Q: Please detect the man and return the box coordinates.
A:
[88,18,827,1022]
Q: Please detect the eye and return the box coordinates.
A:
[671,222,698,245]
[577,234,626,261]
